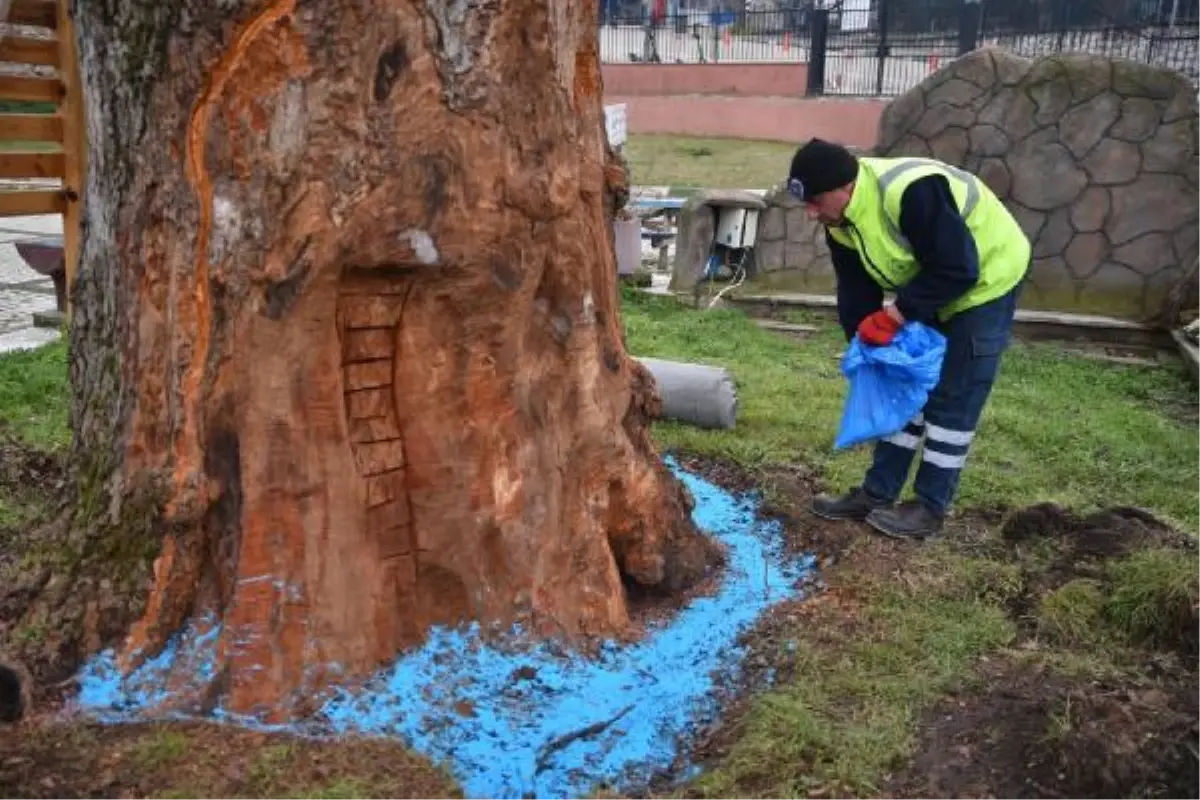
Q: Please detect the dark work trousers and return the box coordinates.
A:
[862,281,1024,515]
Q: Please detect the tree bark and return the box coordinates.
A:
[52,0,713,722]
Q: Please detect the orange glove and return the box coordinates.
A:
[857,309,902,346]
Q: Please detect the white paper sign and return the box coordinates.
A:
[605,103,628,148]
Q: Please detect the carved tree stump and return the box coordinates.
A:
[49,0,712,722]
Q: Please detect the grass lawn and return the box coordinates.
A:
[0,339,70,527]
[623,134,794,193]
[0,292,1195,798]
[623,289,1199,529]
[0,338,71,452]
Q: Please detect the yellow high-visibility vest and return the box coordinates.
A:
[828,156,1030,320]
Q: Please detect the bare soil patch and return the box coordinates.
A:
[888,655,1199,799]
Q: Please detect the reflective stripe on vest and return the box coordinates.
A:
[827,155,1030,320]
[873,158,982,252]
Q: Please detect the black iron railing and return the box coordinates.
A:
[598,1,1200,95]
[599,8,812,63]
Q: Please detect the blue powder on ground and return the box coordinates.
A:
[75,457,815,799]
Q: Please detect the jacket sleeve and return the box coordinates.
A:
[893,174,980,324]
[826,230,884,342]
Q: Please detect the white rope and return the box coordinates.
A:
[706,248,749,310]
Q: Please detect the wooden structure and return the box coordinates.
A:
[0,0,86,315]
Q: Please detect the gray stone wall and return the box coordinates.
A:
[733,49,1199,320]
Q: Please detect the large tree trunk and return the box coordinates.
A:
[52,0,713,723]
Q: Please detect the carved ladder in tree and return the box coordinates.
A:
[0,0,86,319]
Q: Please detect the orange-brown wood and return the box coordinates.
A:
[7,0,58,28]
[0,151,65,179]
[0,75,62,104]
[0,189,65,216]
[0,35,60,67]
[0,113,63,144]
[56,0,87,318]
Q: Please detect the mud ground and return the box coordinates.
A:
[1,443,1197,799]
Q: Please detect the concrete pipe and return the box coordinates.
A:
[635,357,738,430]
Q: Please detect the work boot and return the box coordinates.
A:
[810,486,892,521]
[865,501,944,540]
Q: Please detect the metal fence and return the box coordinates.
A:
[817,2,964,95]
[599,9,811,63]
[598,0,1200,94]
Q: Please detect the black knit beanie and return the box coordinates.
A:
[787,139,859,201]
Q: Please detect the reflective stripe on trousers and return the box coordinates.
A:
[862,281,1022,514]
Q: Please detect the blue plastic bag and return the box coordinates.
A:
[834,322,947,450]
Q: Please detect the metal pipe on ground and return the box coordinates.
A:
[635,356,738,430]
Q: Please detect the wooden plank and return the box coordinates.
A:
[0,34,61,67]
[0,113,63,144]
[7,0,58,29]
[0,75,63,104]
[0,151,65,179]
[0,189,65,217]
[58,0,87,321]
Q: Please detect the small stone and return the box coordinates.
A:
[1059,53,1115,101]
[1111,232,1175,276]
[785,207,812,239]
[760,206,785,240]
[1033,208,1073,259]
[950,49,998,89]
[1083,138,1142,185]
[1025,59,1074,124]
[969,124,1010,157]
[756,238,783,271]
[1058,92,1122,158]
[1009,140,1088,210]
[1141,118,1198,173]
[1112,59,1189,100]
[1069,186,1111,232]
[912,104,976,139]
[1008,202,1047,243]
[1108,173,1194,244]
[1162,85,1200,123]
[978,158,1011,197]
[1064,232,1109,278]
[887,133,932,157]
[1173,222,1199,263]
[927,126,970,165]
[783,240,811,271]
[928,77,989,108]
[1109,97,1163,142]
[991,48,1034,86]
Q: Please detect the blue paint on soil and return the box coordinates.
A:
[75,458,815,799]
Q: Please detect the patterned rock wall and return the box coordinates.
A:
[745,48,1199,320]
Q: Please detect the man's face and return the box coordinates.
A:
[804,185,853,226]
